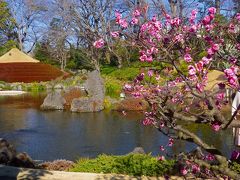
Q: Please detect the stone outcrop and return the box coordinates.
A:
[63,87,87,108]
[71,97,104,112]
[71,70,105,112]
[112,97,149,111]
[41,91,66,110]
[0,138,35,168]
[129,147,146,154]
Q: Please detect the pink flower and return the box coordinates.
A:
[211,123,221,131]
[115,11,122,24]
[140,54,147,62]
[185,106,190,112]
[159,122,164,128]
[124,84,132,91]
[147,70,154,77]
[224,67,239,88]
[133,9,141,17]
[175,34,184,42]
[110,31,119,38]
[216,93,225,101]
[189,25,197,33]
[207,48,214,56]
[196,83,204,93]
[120,19,128,28]
[205,153,215,161]
[122,111,127,116]
[93,38,104,48]
[181,168,188,175]
[168,138,174,147]
[229,23,236,33]
[208,7,217,14]
[205,24,214,31]
[211,43,220,52]
[171,18,181,26]
[202,15,211,25]
[142,117,153,126]
[191,9,198,16]
[131,17,139,25]
[146,56,153,62]
[202,56,212,65]
[184,53,192,63]
[159,146,165,151]
[192,164,200,174]
[188,65,196,76]
[195,61,204,72]
[157,156,165,161]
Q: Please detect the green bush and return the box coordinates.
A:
[70,154,176,177]
[101,66,139,81]
[103,75,123,98]
[108,67,140,81]
[230,162,240,174]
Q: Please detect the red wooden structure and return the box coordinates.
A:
[0,63,63,83]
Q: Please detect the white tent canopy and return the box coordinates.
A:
[0,48,39,63]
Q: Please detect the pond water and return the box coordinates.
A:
[0,93,237,161]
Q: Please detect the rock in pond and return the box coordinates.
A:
[70,70,105,112]
[112,97,149,111]
[63,87,87,108]
[0,138,35,168]
[0,138,16,165]
[71,97,104,112]
[41,91,66,110]
[128,147,146,154]
[83,70,105,99]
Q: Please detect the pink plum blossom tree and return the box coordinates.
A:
[94,6,240,179]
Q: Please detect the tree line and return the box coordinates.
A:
[0,0,239,70]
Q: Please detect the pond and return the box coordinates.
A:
[0,93,237,161]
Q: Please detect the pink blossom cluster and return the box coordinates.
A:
[224,66,239,88]
[189,9,198,24]
[115,11,128,28]
[211,121,221,132]
[205,153,215,161]
[93,38,104,48]
[202,7,216,26]
[180,161,201,176]
[142,111,156,126]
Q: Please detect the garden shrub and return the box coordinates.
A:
[103,75,123,98]
[70,154,176,177]
[230,162,240,174]
[107,67,140,81]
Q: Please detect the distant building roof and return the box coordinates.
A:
[0,48,39,63]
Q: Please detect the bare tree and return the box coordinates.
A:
[7,0,47,52]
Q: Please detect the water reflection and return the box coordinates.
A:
[0,93,236,161]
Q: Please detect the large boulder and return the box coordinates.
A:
[0,138,16,165]
[83,70,105,99]
[41,91,66,110]
[9,152,35,168]
[128,147,146,154]
[112,97,149,111]
[70,70,105,112]
[71,97,104,112]
[0,138,35,168]
[63,87,87,108]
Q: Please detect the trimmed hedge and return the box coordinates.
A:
[70,154,176,177]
